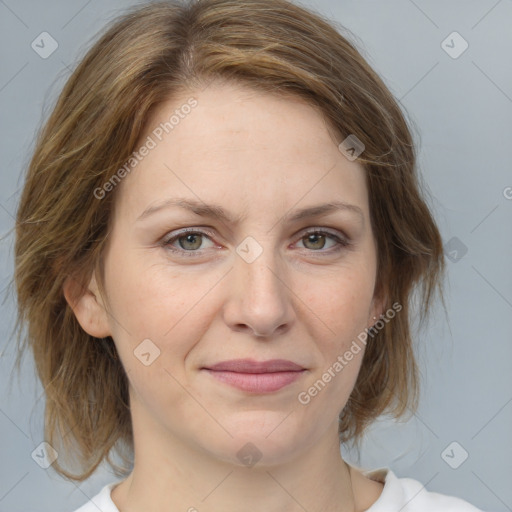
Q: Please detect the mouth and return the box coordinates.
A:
[201,359,307,393]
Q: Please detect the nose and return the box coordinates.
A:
[222,245,294,339]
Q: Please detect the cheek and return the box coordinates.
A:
[103,260,210,419]
[104,244,205,334]
[104,250,223,377]
[294,268,374,409]
[301,268,375,347]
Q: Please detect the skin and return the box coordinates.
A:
[64,80,386,512]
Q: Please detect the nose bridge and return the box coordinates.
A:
[235,232,284,297]
[227,232,292,336]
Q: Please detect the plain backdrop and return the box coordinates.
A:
[0,0,511,511]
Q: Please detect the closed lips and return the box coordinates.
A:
[202,359,307,393]
[204,359,305,373]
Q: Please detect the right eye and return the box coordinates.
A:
[161,228,217,257]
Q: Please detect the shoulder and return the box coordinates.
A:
[71,481,121,512]
[362,467,485,512]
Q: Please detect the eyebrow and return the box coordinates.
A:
[136,197,364,225]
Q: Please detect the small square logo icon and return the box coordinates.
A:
[441,441,469,469]
[31,441,58,469]
[236,442,262,467]
[134,338,161,366]
[31,32,58,59]
[338,134,365,161]
[444,236,468,263]
[441,31,468,59]
[236,236,263,263]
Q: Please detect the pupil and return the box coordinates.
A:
[307,233,324,249]
[181,234,201,249]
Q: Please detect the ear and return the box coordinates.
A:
[368,283,388,328]
[63,270,112,338]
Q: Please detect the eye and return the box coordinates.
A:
[162,228,216,257]
[296,229,350,253]
[161,227,351,258]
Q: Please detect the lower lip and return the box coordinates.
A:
[204,369,305,392]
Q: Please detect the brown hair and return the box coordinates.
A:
[11,0,445,481]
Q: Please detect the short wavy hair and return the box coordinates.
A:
[11,0,445,481]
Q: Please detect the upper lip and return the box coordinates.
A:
[204,359,305,373]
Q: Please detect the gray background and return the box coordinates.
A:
[0,0,511,511]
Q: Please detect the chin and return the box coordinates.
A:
[197,412,315,468]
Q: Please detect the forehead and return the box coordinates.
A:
[148,80,338,151]
[112,81,369,223]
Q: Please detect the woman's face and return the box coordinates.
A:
[72,81,384,466]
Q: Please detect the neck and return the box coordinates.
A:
[112,406,356,512]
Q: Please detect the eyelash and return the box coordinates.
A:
[160,227,351,258]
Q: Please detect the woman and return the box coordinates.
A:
[13,0,484,510]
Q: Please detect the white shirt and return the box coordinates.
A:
[72,467,484,511]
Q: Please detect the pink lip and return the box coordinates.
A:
[202,359,306,393]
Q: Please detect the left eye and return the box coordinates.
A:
[162,228,349,257]
[296,230,348,251]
